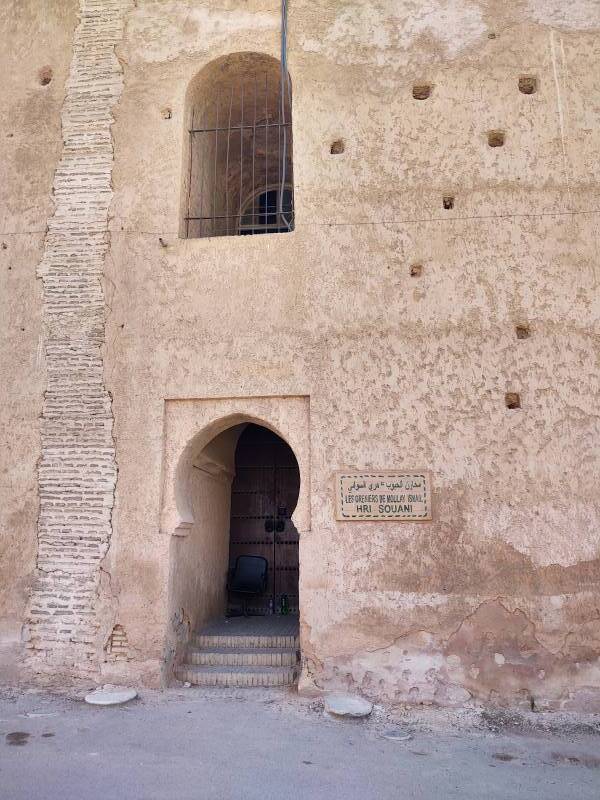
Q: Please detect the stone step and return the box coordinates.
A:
[176,664,299,687]
[188,646,299,667]
[192,633,299,650]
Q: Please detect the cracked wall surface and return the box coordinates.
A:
[2,0,600,706]
[24,0,129,681]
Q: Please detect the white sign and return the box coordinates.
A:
[335,471,432,521]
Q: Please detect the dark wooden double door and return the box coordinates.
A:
[228,425,300,614]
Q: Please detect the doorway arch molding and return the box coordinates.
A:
[161,395,311,538]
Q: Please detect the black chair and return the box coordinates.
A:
[228,556,268,616]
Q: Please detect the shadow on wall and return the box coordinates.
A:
[166,423,246,675]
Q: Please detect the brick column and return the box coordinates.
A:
[27,0,130,680]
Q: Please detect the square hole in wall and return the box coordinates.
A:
[38,65,53,86]
[487,130,505,148]
[505,392,521,409]
[412,84,432,100]
[518,76,538,95]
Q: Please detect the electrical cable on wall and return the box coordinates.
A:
[279,0,293,230]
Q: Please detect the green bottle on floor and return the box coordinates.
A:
[280,594,289,615]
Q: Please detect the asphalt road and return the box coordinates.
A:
[1,688,599,800]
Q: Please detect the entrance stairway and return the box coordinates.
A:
[175,616,300,687]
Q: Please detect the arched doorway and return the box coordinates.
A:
[169,417,303,686]
[228,424,300,616]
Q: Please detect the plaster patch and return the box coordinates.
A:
[481,503,599,567]
[322,634,470,705]
[322,592,452,628]
[300,1,486,66]
[527,1,600,30]
[123,2,277,63]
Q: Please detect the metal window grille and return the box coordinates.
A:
[185,72,294,239]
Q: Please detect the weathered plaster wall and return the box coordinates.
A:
[2,0,600,707]
[0,0,78,683]
[103,0,600,707]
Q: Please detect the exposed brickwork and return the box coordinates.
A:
[105,624,130,662]
[26,0,130,679]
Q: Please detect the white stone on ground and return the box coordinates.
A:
[381,728,413,742]
[85,685,137,706]
[324,693,373,718]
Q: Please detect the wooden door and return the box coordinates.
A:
[228,425,300,614]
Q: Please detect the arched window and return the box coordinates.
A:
[239,187,294,235]
[181,53,294,239]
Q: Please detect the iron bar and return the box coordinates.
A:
[190,122,291,134]
[185,212,285,221]
[198,99,209,237]
[278,78,282,228]
[238,81,244,231]
[224,85,234,236]
[252,73,257,233]
[212,89,219,237]
[265,72,269,226]
[185,107,194,238]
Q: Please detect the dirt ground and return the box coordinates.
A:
[1,686,599,800]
